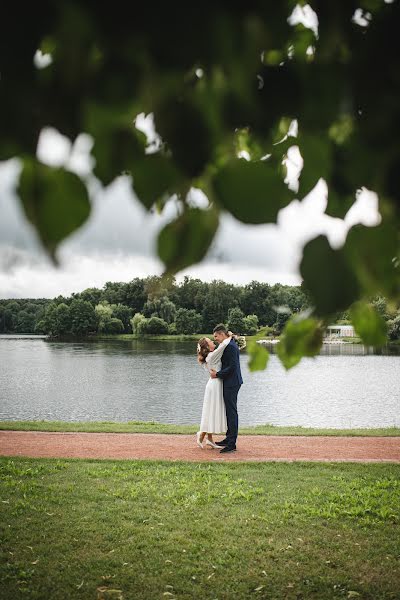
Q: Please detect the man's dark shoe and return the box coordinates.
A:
[215,440,229,447]
[219,446,236,454]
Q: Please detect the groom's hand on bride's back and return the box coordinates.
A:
[210,369,217,379]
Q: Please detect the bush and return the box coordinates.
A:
[69,299,98,336]
[34,319,46,334]
[242,314,259,335]
[95,302,113,322]
[227,307,246,334]
[98,318,124,334]
[168,322,177,335]
[175,308,203,334]
[143,296,176,323]
[387,315,400,340]
[141,316,169,334]
[112,304,133,332]
[130,312,146,334]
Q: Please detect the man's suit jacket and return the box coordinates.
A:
[216,338,243,388]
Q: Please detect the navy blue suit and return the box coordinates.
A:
[216,338,243,448]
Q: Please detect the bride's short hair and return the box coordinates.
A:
[197,337,210,363]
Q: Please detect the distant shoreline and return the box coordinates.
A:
[2,332,400,346]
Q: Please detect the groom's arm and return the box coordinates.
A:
[216,344,235,380]
[210,336,231,362]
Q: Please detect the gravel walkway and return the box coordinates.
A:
[1,430,400,462]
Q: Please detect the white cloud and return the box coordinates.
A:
[344,188,381,229]
[0,246,162,298]
[36,127,94,176]
[288,4,319,38]
[33,49,53,69]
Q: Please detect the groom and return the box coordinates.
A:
[210,323,243,454]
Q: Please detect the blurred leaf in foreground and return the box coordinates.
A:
[18,158,90,263]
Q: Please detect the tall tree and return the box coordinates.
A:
[69,300,98,336]
[175,308,203,335]
[112,304,133,332]
[202,280,240,332]
[120,279,147,313]
[227,307,246,334]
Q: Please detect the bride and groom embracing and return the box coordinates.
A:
[196,324,243,454]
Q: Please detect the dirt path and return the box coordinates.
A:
[1,430,400,462]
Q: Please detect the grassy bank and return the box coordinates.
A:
[68,333,400,346]
[0,457,399,599]
[96,333,259,342]
[97,333,214,341]
[1,419,399,436]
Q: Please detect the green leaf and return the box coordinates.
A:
[133,155,181,210]
[325,190,355,220]
[158,207,219,274]
[92,127,146,186]
[349,300,388,346]
[298,134,332,197]
[247,340,270,372]
[155,96,214,178]
[213,159,292,224]
[300,235,361,317]
[290,23,316,62]
[344,222,400,300]
[277,315,324,370]
[18,159,90,262]
[84,101,147,186]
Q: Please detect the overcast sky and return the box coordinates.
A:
[0,128,380,299]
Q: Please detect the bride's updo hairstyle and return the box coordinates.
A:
[197,337,210,364]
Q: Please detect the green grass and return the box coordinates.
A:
[1,420,399,436]
[0,457,399,599]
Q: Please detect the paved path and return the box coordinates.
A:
[1,430,400,462]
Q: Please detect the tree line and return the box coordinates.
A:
[1,276,399,341]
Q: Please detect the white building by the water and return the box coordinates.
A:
[325,324,355,338]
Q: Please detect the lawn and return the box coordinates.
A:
[1,420,399,437]
[0,457,399,599]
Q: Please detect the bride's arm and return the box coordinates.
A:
[206,336,231,363]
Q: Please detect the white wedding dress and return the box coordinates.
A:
[199,336,231,433]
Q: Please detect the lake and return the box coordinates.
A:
[0,334,399,428]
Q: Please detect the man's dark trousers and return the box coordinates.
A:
[224,384,241,448]
[216,337,243,449]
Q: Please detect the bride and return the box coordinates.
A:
[195,332,232,449]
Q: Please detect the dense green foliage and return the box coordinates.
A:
[0,276,310,337]
[1,277,399,371]
[1,1,399,369]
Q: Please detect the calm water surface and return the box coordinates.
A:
[0,335,399,428]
